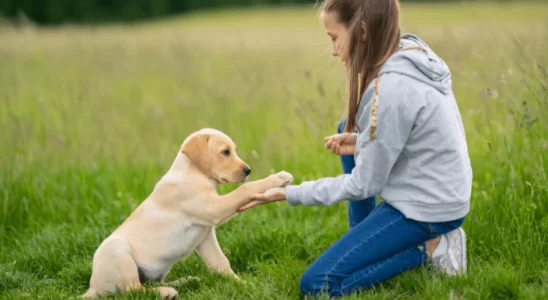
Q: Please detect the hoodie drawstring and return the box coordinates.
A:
[369,46,427,141]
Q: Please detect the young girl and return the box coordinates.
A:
[239,0,472,297]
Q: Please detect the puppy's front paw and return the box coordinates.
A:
[273,171,293,187]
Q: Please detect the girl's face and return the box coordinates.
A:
[321,10,350,67]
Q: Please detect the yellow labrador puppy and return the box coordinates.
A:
[81,128,293,299]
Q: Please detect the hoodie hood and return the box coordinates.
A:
[379,33,452,94]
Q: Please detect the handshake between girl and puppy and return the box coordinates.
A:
[81,128,293,299]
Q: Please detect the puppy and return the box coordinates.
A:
[81,128,293,299]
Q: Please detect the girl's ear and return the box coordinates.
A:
[361,20,367,41]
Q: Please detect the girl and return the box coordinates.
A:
[239,0,472,297]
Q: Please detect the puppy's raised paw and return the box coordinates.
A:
[273,171,293,187]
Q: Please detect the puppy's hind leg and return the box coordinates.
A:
[153,287,179,300]
[83,237,179,299]
[83,238,142,298]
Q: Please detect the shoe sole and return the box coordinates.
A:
[460,227,467,272]
[449,227,466,274]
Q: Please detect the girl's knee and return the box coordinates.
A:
[299,270,339,297]
[299,271,318,296]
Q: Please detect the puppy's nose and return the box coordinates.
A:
[243,167,251,176]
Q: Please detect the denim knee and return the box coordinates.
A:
[300,271,322,296]
[299,270,338,297]
[300,270,313,295]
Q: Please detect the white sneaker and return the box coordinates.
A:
[432,227,467,275]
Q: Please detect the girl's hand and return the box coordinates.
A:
[237,187,286,212]
[324,132,357,155]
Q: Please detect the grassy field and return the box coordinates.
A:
[1,2,548,299]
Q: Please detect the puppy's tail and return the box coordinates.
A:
[81,288,99,298]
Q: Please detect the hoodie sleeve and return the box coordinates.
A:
[285,73,423,206]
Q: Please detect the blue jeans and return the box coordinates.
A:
[298,120,465,297]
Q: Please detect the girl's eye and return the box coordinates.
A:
[222,149,230,156]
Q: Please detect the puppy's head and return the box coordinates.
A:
[181,128,251,184]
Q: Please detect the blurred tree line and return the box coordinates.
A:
[0,0,520,25]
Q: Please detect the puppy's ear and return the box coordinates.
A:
[181,133,213,176]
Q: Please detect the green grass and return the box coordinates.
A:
[1,2,548,299]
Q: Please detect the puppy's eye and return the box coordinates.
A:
[222,149,230,157]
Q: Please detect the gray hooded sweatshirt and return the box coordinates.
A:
[285,34,472,223]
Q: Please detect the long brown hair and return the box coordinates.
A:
[320,0,401,133]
